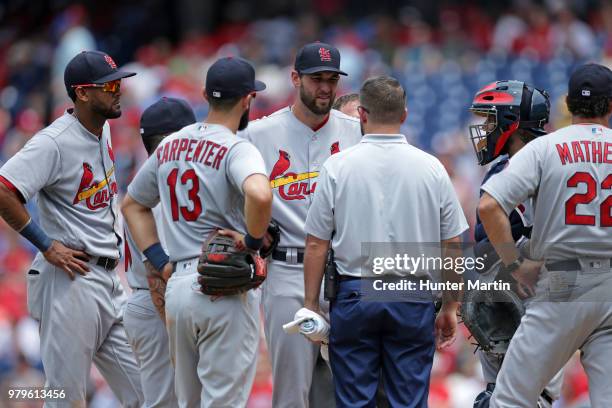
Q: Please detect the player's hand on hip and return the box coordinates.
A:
[217,229,246,250]
[43,240,90,280]
[511,259,542,299]
[435,302,459,350]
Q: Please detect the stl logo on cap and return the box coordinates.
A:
[104,55,117,69]
[319,47,332,62]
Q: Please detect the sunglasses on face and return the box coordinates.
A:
[71,79,121,93]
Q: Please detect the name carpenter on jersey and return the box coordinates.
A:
[156,137,228,170]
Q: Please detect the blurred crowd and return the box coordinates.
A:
[0,1,605,406]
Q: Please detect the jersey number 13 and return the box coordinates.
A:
[167,168,202,222]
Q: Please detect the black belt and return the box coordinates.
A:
[546,259,612,271]
[272,248,304,264]
[95,257,119,270]
[338,275,360,282]
[132,287,149,291]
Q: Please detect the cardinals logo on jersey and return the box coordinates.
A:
[269,149,318,201]
[73,162,118,210]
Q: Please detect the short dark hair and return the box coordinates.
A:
[143,134,167,156]
[207,95,242,112]
[566,95,612,118]
[67,87,77,102]
[359,76,406,124]
[332,93,359,111]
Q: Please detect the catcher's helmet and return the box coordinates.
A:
[469,80,550,165]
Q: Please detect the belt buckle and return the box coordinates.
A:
[287,248,298,265]
[102,257,116,270]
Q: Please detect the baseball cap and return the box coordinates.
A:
[140,97,196,138]
[205,57,266,99]
[294,42,347,76]
[568,63,612,99]
[64,51,136,93]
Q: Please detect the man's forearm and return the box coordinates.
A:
[441,236,463,306]
[303,235,329,310]
[243,174,272,238]
[0,185,30,231]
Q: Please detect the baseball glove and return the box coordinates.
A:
[461,288,525,354]
[260,221,280,259]
[197,230,267,296]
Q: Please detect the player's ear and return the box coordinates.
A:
[290,70,301,88]
[400,107,408,124]
[74,87,89,103]
[202,88,209,102]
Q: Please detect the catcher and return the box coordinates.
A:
[463,80,563,408]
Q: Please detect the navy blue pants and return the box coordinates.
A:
[329,279,435,408]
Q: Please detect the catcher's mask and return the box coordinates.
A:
[469,80,550,165]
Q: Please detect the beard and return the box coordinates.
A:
[299,84,334,116]
[91,97,122,119]
[238,107,250,131]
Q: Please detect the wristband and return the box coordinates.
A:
[143,242,169,271]
[20,219,52,252]
[244,233,264,251]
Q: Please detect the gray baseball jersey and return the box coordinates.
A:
[128,123,267,261]
[305,134,469,277]
[0,109,142,405]
[127,121,267,407]
[240,107,362,247]
[0,110,122,258]
[125,205,166,289]
[240,107,361,408]
[482,124,612,407]
[482,124,612,261]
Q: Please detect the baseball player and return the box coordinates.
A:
[332,93,359,117]
[0,51,143,406]
[123,97,196,408]
[239,42,362,408]
[122,56,272,408]
[467,80,563,407]
[479,63,612,407]
[302,75,468,407]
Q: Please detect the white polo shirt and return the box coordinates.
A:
[305,134,468,278]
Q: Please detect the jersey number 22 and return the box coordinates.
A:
[565,172,612,227]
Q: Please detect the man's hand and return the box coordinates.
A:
[145,261,174,324]
[511,259,542,299]
[43,240,90,280]
[217,229,246,251]
[435,302,459,350]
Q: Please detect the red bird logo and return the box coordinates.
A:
[330,141,340,155]
[269,150,291,180]
[73,163,94,204]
